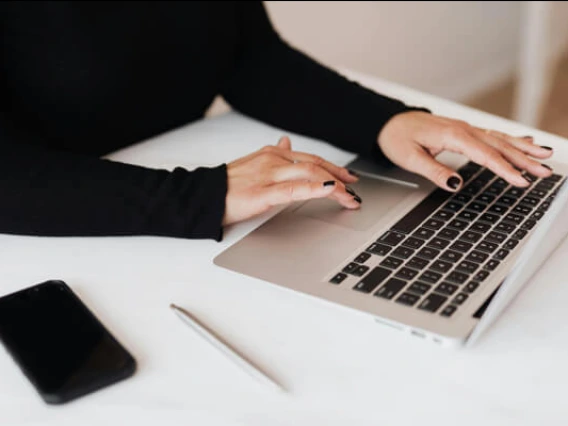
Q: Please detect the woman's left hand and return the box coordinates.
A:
[377,111,554,192]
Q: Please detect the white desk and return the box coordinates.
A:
[2,70,568,426]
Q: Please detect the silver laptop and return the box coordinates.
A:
[214,152,568,348]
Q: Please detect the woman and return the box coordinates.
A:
[0,1,553,241]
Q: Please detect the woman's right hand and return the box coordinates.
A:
[222,136,362,226]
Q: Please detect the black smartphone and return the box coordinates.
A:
[0,280,136,405]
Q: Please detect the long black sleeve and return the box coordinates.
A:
[222,2,429,166]
[0,1,427,241]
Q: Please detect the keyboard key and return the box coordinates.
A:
[453,293,469,305]
[454,193,473,204]
[513,204,532,215]
[342,262,359,274]
[444,201,464,212]
[433,209,455,221]
[486,184,505,196]
[395,267,419,281]
[513,229,528,240]
[449,241,473,253]
[407,256,430,270]
[440,250,463,263]
[436,282,459,295]
[494,249,510,260]
[502,213,524,225]
[496,195,517,206]
[456,260,479,274]
[447,219,469,231]
[473,270,489,282]
[408,282,431,295]
[380,256,404,270]
[330,273,347,284]
[539,201,551,212]
[486,231,507,244]
[427,237,450,250]
[475,193,495,204]
[484,259,500,271]
[536,180,556,191]
[467,201,487,213]
[419,270,443,284]
[477,240,499,253]
[391,188,452,234]
[529,188,548,199]
[520,196,540,207]
[488,204,508,215]
[402,237,426,250]
[391,246,415,259]
[430,259,453,273]
[506,187,527,198]
[367,243,392,256]
[416,247,440,260]
[446,271,469,285]
[413,227,436,240]
[469,221,492,233]
[355,267,392,294]
[457,210,479,221]
[353,265,370,277]
[544,173,562,183]
[495,222,516,233]
[494,178,509,188]
[418,293,448,313]
[504,239,519,250]
[396,292,421,306]
[354,252,371,264]
[465,281,480,293]
[378,231,406,246]
[530,210,545,221]
[479,213,500,224]
[423,219,445,230]
[465,250,489,263]
[521,220,537,230]
[373,277,406,299]
[440,304,458,317]
[438,228,460,240]
[460,231,483,244]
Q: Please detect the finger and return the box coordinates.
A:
[274,149,358,183]
[475,128,553,159]
[277,135,292,151]
[440,128,530,188]
[271,162,361,208]
[261,180,361,210]
[403,146,464,192]
[476,130,553,178]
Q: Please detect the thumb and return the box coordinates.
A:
[277,135,292,151]
[407,147,463,192]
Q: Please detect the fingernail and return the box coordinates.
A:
[347,169,360,177]
[447,176,462,190]
[323,180,336,187]
[354,195,362,204]
[540,146,553,151]
[345,186,357,196]
[542,163,552,171]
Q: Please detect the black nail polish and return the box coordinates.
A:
[323,180,336,187]
[347,169,360,177]
[353,195,362,204]
[447,176,462,190]
[540,146,553,151]
[542,163,552,171]
[345,186,357,196]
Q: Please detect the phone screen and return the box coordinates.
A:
[0,280,136,404]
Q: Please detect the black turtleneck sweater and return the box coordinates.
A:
[0,1,425,241]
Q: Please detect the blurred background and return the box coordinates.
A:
[209,1,568,139]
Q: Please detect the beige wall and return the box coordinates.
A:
[208,1,568,116]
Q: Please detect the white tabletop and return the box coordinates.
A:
[2,70,568,426]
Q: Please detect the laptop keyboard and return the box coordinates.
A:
[329,161,566,318]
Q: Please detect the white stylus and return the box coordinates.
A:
[169,303,284,393]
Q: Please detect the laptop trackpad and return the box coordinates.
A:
[293,176,418,231]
